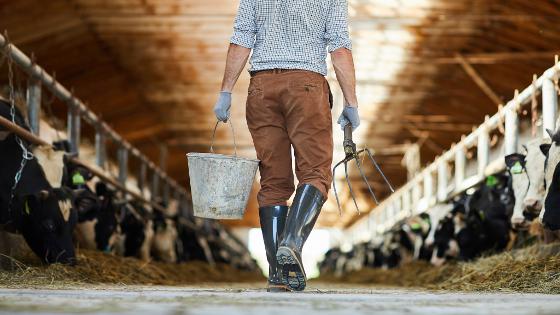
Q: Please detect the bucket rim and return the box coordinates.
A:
[186,152,259,163]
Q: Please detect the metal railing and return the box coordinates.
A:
[0,33,190,213]
[345,58,560,244]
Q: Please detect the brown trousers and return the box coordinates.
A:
[246,70,333,207]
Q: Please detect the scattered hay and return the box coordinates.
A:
[318,243,560,294]
[0,249,264,289]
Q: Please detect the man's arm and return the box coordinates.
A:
[220,44,252,92]
[331,47,358,107]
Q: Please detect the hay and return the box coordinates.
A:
[318,244,560,294]
[0,249,264,289]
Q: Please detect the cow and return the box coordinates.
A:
[0,99,77,265]
[175,218,210,263]
[540,126,560,235]
[505,138,548,229]
[93,182,121,252]
[151,209,177,263]
[119,202,154,261]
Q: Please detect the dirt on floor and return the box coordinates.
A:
[318,243,560,294]
[0,249,264,289]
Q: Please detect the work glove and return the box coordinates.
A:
[337,102,360,131]
[213,91,232,122]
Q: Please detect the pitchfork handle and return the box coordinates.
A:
[343,124,356,156]
[344,124,353,142]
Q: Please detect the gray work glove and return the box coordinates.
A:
[213,91,232,122]
[337,104,360,131]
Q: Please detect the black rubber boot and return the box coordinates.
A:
[259,205,289,292]
[276,184,324,291]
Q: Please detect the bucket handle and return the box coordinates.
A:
[210,119,238,156]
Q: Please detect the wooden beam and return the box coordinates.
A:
[455,53,503,106]
[436,51,560,64]
[405,126,443,154]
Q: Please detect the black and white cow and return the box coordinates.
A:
[540,127,560,233]
[0,99,77,264]
[505,138,548,229]
[151,209,177,263]
[119,202,154,261]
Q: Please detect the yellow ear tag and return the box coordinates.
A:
[511,161,523,174]
[24,200,31,215]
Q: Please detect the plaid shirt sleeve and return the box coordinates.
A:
[325,0,352,52]
[230,0,256,49]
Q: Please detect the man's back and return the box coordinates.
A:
[231,0,351,76]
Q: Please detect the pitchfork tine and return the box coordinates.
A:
[364,148,395,193]
[354,155,379,204]
[332,160,345,216]
[344,162,360,214]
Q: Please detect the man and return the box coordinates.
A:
[214,0,359,292]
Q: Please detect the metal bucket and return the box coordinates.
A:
[186,121,259,220]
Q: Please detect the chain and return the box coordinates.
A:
[4,36,34,213]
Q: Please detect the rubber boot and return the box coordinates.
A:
[276,184,324,291]
[259,205,289,292]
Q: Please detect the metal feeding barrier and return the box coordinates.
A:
[344,58,560,245]
[0,32,190,215]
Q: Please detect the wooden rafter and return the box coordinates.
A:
[455,53,503,106]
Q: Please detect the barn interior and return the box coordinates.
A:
[1,0,560,313]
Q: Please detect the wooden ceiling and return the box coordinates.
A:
[1,0,559,228]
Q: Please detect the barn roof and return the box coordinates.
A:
[1,0,559,228]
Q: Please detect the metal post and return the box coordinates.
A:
[26,78,41,135]
[67,105,80,155]
[455,145,466,190]
[95,126,106,168]
[477,128,490,177]
[543,78,558,139]
[159,145,168,172]
[163,181,170,205]
[403,189,411,215]
[412,181,421,214]
[151,170,160,202]
[504,107,519,155]
[118,147,128,185]
[138,161,147,197]
[437,160,448,202]
[424,171,433,201]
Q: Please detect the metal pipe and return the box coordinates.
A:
[26,78,41,135]
[423,171,433,201]
[543,78,558,138]
[67,105,80,155]
[118,147,128,185]
[504,107,519,155]
[477,126,490,176]
[151,171,160,202]
[139,162,147,197]
[95,126,106,168]
[437,160,448,202]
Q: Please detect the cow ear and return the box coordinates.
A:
[547,129,555,140]
[540,143,552,156]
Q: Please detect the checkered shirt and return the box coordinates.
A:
[230,0,352,76]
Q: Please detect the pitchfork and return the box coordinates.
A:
[332,124,395,215]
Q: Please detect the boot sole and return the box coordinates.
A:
[276,246,306,291]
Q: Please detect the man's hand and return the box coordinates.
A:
[337,102,360,131]
[214,91,232,122]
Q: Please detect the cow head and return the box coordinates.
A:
[430,213,459,266]
[16,189,77,265]
[520,139,549,217]
[541,127,560,230]
[505,152,530,228]
[120,204,147,257]
[94,182,120,252]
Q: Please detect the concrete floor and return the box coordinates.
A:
[0,284,558,315]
